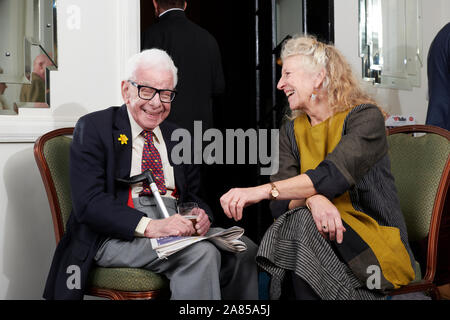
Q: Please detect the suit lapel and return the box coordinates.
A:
[113,105,132,180]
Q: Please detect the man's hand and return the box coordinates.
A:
[191,208,211,236]
[306,194,346,244]
[144,214,196,238]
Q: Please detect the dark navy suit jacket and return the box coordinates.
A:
[142,10,225,134]
[43,105,212,299]
[426,22,450,130]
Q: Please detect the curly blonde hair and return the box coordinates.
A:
[281,35,387,118]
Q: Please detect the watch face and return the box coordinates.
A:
[272,189,279,198]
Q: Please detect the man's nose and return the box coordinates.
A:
[149,92,163,106]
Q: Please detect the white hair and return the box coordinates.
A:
[124,49,178,87]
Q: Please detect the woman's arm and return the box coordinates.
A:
[220,105,387,221]
[220,173,317,221]
[269,121,303,217]
[305,105,388,200]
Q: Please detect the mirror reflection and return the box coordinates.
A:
[0,0,57,115]
[359,0,422,90]
[276,0,303,45]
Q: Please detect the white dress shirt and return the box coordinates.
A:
[126,108,177,236]
[159,8,184,18]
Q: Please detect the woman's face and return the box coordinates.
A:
[277,55,317,111]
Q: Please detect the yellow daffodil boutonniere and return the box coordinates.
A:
[118,134,128,145]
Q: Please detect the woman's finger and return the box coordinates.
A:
[220,193,232,219]
[320,219,329,240]
[236,198,245,221]
[327,219,336,241]
[335,217,346,244]
[228,198,238,221]
[313,217,323,234]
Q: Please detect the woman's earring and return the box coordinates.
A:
[311,91,317,101]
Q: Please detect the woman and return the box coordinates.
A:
[220,36,415,300]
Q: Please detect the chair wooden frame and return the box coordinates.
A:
[387,125,450,299]
[34,127,166,300]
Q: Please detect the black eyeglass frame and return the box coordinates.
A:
[128,80,177,103]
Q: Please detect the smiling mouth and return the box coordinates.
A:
[286,90,295,98]
[142,108,161,116]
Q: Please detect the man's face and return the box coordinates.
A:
[33,54,53,80]
[122,66,174,131]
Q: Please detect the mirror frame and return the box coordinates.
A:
[0,0,58,115]
[0,0,140,142]
[358,0,423,90]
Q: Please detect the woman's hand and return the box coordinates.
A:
[306,194,346,244]
[220,185,270,221]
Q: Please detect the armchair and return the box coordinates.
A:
[34,127,169,299]
[386,125,450,299]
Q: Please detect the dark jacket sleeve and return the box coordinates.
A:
[305,104,388,200]
[426,23,450,130]
[210,39,225,96]
[70,116,144,241]
[269,120,301,218]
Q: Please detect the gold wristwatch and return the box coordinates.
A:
[269,182,279,200]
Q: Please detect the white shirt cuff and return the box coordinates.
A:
[134,216,152,237]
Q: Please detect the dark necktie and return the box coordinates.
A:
[140,130,167,196]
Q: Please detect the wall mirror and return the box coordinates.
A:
[0,0,57,115]
[359,0,422,90]
[276,0,303,45]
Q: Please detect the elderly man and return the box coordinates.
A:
[20,53,53,103]
[43,49,258,300]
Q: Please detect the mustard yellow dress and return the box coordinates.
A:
[257,104,415,300]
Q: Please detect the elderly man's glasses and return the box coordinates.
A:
[128,80,176,103]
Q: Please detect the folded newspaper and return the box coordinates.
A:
[150,226,247,259]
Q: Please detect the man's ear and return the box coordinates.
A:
[121,81,130,104]
[184,1,187,10]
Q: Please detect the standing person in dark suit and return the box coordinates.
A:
[141,0,225,135]
[142,0,227,229]
[426,22,450,131]
[42,49,258,300]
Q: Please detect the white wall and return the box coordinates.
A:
[0,0,139,299]
[334,0,450,124]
